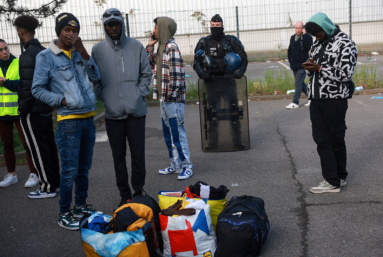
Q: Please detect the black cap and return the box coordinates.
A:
[211,14,223,23]
[55,13,80,37]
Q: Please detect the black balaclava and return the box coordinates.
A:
[210,14,225,41]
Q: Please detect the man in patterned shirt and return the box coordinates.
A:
[303,13,357,194]
[146,17,194,180]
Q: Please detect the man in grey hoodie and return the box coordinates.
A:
[92,8,153,207]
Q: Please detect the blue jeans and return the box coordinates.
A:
[160,102,193,169]
[56,117,95,213]
[292,69,308,105]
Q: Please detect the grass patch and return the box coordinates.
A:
[167,64,383,99]
[353,64,383,89]
[186,81,199,100]
[0,99,105,155]
[247,70,309,96]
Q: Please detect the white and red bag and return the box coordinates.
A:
[159,200,217,257]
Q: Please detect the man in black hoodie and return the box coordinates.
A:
[14,15,60,199]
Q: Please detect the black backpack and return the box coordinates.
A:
[129,192,163,256]
[215,195,270,257]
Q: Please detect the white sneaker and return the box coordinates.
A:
[25,173,39,188]
[286,103,299,109]
[0,174,18,187]
[159,165,182,175]
[310,180,340,194]
[304,100,311,107]
[178,168,193,180]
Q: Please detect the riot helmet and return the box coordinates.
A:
[224,52,242,72]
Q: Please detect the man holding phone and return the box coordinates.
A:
[303,13,357,194]
[32,13,103,229]
[286,21,313,109]
[146,17,194,180]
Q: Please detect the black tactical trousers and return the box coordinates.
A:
[310,99,348,187]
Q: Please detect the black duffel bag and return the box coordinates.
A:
[130,191,163,257]
[215,195,270,257]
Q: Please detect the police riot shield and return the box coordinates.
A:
[198,76,250,152]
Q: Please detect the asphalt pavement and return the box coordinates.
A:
[1,94,383,257]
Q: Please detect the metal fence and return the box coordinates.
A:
[1,0,382,89]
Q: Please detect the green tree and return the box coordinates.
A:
[0,0,68,22]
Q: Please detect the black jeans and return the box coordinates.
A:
[310,99,348,187]
[105,116,146,200]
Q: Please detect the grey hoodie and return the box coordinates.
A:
[92,8,153,119]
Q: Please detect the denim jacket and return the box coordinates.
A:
[32,40,100,115]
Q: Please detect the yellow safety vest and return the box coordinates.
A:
[0,58,20,116]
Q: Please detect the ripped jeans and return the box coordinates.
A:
[160,102,193,170]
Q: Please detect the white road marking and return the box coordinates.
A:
[278,61,291,70]
[354,100,364,105]
[96,131,109,143]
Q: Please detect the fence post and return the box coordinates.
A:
[348,0,352,38]
[126,13,130,37]
[236,6,239,39]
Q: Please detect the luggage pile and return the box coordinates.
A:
[80,182,270,257]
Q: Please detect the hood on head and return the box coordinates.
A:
[103,8,126,46]
[156,16,177,45]
[308,12,337,36]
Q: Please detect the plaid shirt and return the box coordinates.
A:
[146,39,186,103]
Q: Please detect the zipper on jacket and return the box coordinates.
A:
[122,55,125,73]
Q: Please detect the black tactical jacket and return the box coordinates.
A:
[193,34,248,78]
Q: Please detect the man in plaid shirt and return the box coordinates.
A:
[146,17,194,180]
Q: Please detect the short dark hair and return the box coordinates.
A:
[304,22,324,36]
[13,15,40,33]
[153,18,157,25]
[0,39,6,44]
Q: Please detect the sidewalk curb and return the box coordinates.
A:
[146,88,383,106]
[3,88,382,162]
[0,112,107,162]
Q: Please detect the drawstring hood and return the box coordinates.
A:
[103,8,126,47]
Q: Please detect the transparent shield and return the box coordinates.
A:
[198,76,250,152]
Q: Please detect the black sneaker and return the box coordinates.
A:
[58,212,79,230]
[118,198,131,208]
[73,204,103,218]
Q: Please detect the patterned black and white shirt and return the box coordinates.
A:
[307,28,357,99]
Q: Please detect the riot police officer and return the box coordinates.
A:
[193,14,248,151]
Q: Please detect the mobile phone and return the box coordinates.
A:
[151,34,156,40]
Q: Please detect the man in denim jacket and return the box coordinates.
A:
[32,13,102,230]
